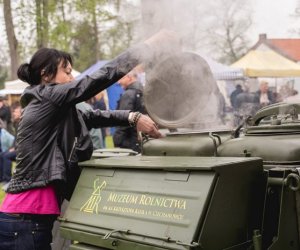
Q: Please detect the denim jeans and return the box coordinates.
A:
[0,212,56,250]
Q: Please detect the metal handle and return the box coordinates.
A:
[102,229,200,248]
[284,173,300,191]
[251,103,300,126]
[268,173,300,191]
[209,132,218,156]
[103,229,130,239]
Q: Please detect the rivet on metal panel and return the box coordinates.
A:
[112,240,118,246]
[242,149,251,157]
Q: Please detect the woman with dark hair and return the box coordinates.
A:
[0,31,176,250]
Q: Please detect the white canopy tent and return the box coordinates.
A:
[0,79,28,95]
[0,69,81,95]
[197,53,244,107]
[200,54,244,80]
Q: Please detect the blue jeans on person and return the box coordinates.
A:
[0,212,56,250]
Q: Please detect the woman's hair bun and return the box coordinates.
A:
[17,63,31,84]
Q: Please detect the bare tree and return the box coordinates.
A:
[205,0,252,64]
[289,0,300,35]
[3,0,19,80]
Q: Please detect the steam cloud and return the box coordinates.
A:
[139,0,226,130]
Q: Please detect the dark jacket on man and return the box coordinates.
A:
[7,44,149,200]
[113,81,145,153]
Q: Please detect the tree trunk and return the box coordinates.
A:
[91,3,99,60]
[36,0,49,48]
[3,0,19,80]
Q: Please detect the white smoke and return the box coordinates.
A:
[137,0,228,130]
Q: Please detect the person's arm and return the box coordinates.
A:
[47,30,180,107]
[48,43,151,107]
[82,109,162,139]
[82,109,131,128]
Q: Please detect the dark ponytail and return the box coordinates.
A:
[17,63,31,84]
[17,48,73,86]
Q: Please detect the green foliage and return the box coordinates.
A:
[71,21,98,71]
[0,185,5,204]
[48,20,74,51]
[105,135,114,149]
[103,20,134,58]
[3,0,136,73]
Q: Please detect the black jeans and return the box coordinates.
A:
[0,212,56,250]
[0,151,16,182]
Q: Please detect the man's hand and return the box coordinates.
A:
[136,114,162,139]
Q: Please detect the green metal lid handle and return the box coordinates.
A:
[250,103,300,126]
[103,229,200,248]
[209,132,218,156]
[102,229,130,240]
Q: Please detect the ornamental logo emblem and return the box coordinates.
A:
[80,178,107,214]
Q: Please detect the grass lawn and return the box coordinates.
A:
[0,184,4,204]
[105,135,114,148]
[0,136,115,204]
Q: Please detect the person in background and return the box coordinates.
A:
[88,92,108,147]
[255,81,275,108]
[230,84,243,111]
[9,102,21,137]
[0,30,179,250]
[76,101,103,149]
[113,69,146,153]
[0,95,11,131]
[0,125,15,184]
[0,102,22,190]
[135,64,146,86]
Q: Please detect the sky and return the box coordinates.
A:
[249,0,299,41]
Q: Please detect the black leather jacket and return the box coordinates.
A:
[7,44,149,199]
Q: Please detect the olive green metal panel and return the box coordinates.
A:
[143,134,216,156]
[218,134,300,162]
[69,242,102,250]
[198,159,265,249]
[263,169,300,250]
[79,155,260,171]
[66,232,170,250]
[61,166,215,250]
[142,131,232,156]
[61,156,264,250]
[267,190,300,250]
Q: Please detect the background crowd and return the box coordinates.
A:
[229,80,299,126]
[0,96,21,188]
